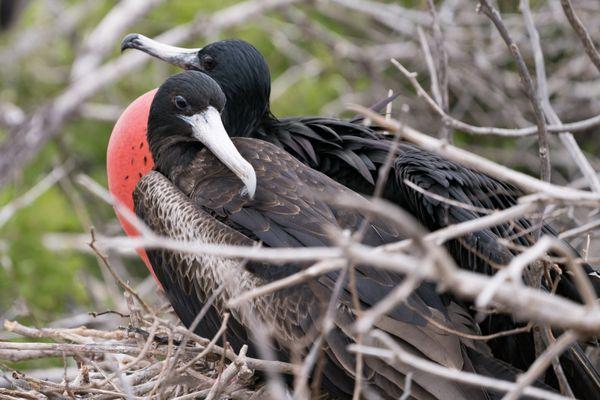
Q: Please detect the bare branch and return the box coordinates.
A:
[348,330,570,400]
[390,58,600,137]
[478,0,551,182]
[560,0,600,73]
[502,331,578,400]
[520,0,600,192]
[351,105,600,202]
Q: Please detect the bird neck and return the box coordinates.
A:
[147,128,201,181]
[221,98,270,138]
[255,110,280,135]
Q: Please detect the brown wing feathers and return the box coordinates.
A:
[135,139,516,399]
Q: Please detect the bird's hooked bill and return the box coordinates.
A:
[179,107,257,199]
[121,33,201,70]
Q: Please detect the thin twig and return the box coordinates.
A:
[0,164,69,229]
[348,330,570,400]
[351,105,600,202]
[501,330,578,400]
[478,0,551,183]
[520,0,600,192]
[560,0,600,73]
[88,229,153,315]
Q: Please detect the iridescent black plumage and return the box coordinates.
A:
[134,71,542,399]
[123,38,600,398]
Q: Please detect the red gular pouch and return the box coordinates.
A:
[107,89,158,282]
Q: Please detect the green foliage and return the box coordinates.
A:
[1,182,90,319]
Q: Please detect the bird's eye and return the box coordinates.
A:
[174,95,189,110]
[202,55,216,71]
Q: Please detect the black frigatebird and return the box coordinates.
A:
[118,34,600,398]
[131,70,538,400]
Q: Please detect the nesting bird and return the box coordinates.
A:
[132,70,535,399]
[106,35,600,398]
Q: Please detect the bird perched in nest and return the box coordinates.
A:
[114,34,600,398]
[130,70,547,399]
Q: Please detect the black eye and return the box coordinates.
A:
[174,95,189,110]
[202,55,216,71]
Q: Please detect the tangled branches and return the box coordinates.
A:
[1,312,286,399]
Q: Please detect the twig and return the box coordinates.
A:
[541,327,575,398]
[350,105,600,202]
[354,271,422,334]
[177,314,230,372]
[205,345,250,400]
[390,57,600,137]
[478,0,551,183]
[501,330,578,400]
[476,237,553,309]
[165,288,224,378]
[403,179,493,214]
[520,0,600,192]
[426,0,450,142]
[560,0,600,73]
[382,202,536,252]
[88,229,153,315]
[0,164,69,229]
[347,330,570,400]
[293,264,349,399]
[559,217,600,239]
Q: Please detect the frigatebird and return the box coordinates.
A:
[118,35,600,397]
[131,70,532,400]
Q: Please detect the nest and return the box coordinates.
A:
[0,303,272,400]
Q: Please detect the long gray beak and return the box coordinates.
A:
[121,33,201,70]
[179,107,256,198]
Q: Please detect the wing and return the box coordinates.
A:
[182,138,518,399]
[390,143,600,297]
[261,119,530,274]
[256,116,381,186]
[133,171,484,399]
[185,137,402,251]
[251,119,600,397]
[257,116,600,300]
[393,144,524,270]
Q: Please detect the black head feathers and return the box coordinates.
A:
[147,71,227,174]
[197,40,271,137]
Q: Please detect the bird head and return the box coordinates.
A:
[107,72,257,282]
[122,34,271,138]
[147,71,257,198]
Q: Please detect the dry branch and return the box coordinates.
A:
[560,0,600,73]
[478,0,551,182]
[348,330,570,400]
[0,0,299,191]
[352,104,600,203]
